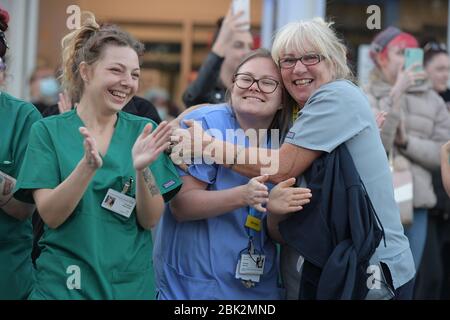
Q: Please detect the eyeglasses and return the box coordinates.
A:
[278,54,325,69]
[424,42,447,53]
[233,73,280,94]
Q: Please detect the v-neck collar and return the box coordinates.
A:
[72,109,122,159]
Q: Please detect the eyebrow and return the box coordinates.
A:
[239,72,278,79]
[111,62,140,72]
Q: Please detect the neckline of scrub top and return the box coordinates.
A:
[73,109,122,160]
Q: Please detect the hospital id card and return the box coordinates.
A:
[239,254,265,275]
[101,188,136,218]
[235,260,260,284]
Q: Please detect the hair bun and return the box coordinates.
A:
[0,6,9,32]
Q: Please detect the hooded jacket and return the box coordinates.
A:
[365,68,450,208]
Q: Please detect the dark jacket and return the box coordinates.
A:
[182,52,226,108]
[279,144,384,300]
[42,96,162,123]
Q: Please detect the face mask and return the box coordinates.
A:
[39,77,59,99]
[157,107,168,120]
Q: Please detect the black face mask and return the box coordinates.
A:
[0,31,7,58]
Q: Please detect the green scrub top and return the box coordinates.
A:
[0,92,42,299]
[14,109,181,300]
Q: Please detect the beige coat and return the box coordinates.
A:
[365,68,450,209]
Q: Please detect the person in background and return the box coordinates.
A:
[415,40,450,299]
[0,5,42,299]
[42,90,162,123]
[365,27,450,298]
[144,87,178,121]
[424,41,450,108]
[182,4,253,108]
[0,56,6,87]
[28,66,60,114]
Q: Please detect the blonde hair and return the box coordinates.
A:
[271,17,353,81]
[61,11,144,102]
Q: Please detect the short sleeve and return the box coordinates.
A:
[14,121,61,203]
[134,119,182,202]
[284,81,371,153]
[10,105,42,177]
[177,107,220,185]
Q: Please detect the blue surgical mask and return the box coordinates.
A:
[39,77,60,99]
[157,107,168,120]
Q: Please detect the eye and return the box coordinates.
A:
[261,79,276,86]
[239,75,253,83]
[110,68,122,73]
[233,41,245,49]
[132,73,140,80]
[303,54,316,62]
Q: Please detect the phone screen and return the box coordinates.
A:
[232,0,250,30]
[404,48,424,72]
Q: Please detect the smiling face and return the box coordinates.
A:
[425,52,450,93]
[279,45,333,107]
[81,45,140,113]
[231,56,283,123]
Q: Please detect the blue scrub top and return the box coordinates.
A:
[153,104,282,300]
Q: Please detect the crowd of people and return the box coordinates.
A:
[2,2,450,300]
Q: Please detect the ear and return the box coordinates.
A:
[79,61,90,83]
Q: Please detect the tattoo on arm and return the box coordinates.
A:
[142,168,160,197]
[0,172,15,206]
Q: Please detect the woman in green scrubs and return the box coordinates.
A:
[14,12,181,300]
[0,6,42,299]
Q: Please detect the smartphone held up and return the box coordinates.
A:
[232,0,250,31]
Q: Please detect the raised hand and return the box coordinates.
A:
[79,127,103,170]
[392,63,427,103]
[243,175,270,213]
[267,178,312,215]
[133,121,171,171]
[57,90,73,114]
[212,7,250,56]
[170,119,215,165]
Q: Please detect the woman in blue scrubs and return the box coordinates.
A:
[154,49,312,300]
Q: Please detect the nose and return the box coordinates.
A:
[248,80,260,92]
[120,73,133,87]
[292,59,307,74]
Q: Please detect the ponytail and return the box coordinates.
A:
[60,11,143,103]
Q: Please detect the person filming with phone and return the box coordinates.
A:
[365,27,450,297]
[182,1,253,108]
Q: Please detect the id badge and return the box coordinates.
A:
[235,260,260,284]
[239,254,265,275]
[101,188,136,218]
